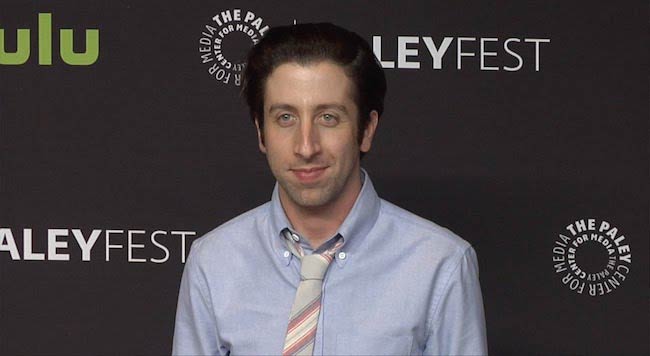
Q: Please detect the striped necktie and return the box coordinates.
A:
[282,230,343,355]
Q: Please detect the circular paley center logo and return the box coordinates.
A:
[553,218,632,296]
[198,9,269,86]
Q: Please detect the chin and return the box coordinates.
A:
[286,186,335,208]
[295,191,331,207]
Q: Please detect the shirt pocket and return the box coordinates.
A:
[335,332,413,355]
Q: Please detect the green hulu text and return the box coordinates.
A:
[0,13,99,65]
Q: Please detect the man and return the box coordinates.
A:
[173,23,487,355]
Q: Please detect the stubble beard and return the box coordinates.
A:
[277,168,353,210]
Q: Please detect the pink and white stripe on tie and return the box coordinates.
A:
[282,232,343,355]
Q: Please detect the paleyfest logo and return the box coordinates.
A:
[198,9,269,86]
[0,228,196,264]
[553,218,632,296]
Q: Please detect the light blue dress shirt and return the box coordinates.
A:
[173,169,488,355]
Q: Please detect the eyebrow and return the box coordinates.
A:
[316,103,348,114]
[267,103,349,114]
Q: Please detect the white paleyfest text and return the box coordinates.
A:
[372,35,550,71]
[0,228,196,264]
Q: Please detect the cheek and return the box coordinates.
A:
[323,132,359,159]
[263,129,287,151]
[263,134,294,166]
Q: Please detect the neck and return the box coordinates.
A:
[280,169,362,250]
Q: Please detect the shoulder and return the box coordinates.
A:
[189,202,270,263]
[377,198,472,258]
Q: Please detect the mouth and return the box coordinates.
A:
[290,166,328,183]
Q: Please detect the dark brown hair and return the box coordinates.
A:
[241,23,387,149]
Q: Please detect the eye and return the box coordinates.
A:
[319,113,339,126]
[277,113,295,126]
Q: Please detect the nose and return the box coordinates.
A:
[294,119,321,159]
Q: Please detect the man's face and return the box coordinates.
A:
[256,60,377,210]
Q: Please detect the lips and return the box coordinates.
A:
[291,166,327,183]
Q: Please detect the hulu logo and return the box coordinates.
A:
[0,13,99,65]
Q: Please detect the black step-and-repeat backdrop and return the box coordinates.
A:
[1,1,647,355]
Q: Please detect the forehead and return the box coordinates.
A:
[263,61,356,111]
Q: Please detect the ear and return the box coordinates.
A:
[360,110,379,153]
[254,117,267,154]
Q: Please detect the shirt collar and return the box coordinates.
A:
[269,167,381,250]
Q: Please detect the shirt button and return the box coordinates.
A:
[291,233,300,242]
[338,252,347,260]
[283,250,291,258]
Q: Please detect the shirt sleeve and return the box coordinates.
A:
[172,243,226,356]
[424,246,488,355]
